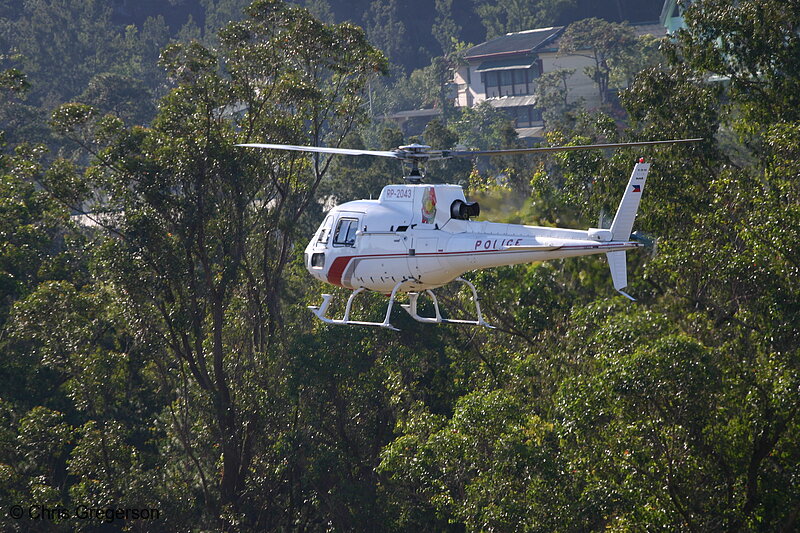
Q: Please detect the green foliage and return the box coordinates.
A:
[378,2,800,530]
[534,68,579,130]
[41,1,386,527]
[450,101,519,152]
[675,0,800,127]
[9,0,120,102]
[0,149,67,327]
[78,74,154,127]
[3,1,800,531]
[317,126,403,203]
[0,65,48,147]
[433,0,461,55]
[558,18,638,105]
[473,0,576,39]
[363,0,410,73]
[421,118,471,183]
[201,0,253,42]
[0,67,29,94]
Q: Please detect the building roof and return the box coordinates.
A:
[475,57,537,72]
[384,108,442,120]
[486,95,538,108]
[465,27,564,60]
[632,22,667,38]
[515,126,544,139]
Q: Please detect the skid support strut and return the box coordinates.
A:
[401,277,493,328]
[308,279,411,331]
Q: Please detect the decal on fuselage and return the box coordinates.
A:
[475,238,523,250]
[383,187,413,201]
[421,187,437,223]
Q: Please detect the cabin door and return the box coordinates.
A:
[409,236,442,284]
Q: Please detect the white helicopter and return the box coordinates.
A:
[240,139,700,330]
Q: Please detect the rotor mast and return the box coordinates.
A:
[397,143,432,183]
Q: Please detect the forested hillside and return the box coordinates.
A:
[1,0,798,531]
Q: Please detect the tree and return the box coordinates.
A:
[9,0,124,104]
[0,67,167,532]
[446,101,529,190]
[558,18,637,105]
[0,66,32,145]
[3,1,799,530]
[118,15,171,104]
[534,67,578,130]
[380,2,800,529]
[432,0,461,55]
[316,126,403,204]
[610,0,800,527]
[201,0,252,42]
[0,68,66,328]
[673,0,800,128]
[78,73,154,126]
[380,389,575,531]
[473,0,575,39]
[420,117,471,184]
[363,0,408,74]
[49,0,386,526]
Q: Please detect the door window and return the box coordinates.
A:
[333,217,359,246]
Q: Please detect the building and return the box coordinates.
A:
[453,26,600,139]
[453,22,667,138]
[382,108,443,136]
[659,0,690,33]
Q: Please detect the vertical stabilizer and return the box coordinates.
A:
[606,250,635,301]
[610,162,650,241]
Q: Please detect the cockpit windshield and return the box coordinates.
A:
[316,215,334,245]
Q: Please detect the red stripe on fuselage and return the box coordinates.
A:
[327,256,354,286]
[323,243,636,286]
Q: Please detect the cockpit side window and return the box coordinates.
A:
[333,217,359,246]
[317,215,333,244]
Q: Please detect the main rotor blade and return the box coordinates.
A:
[237,143,399,158]
[446,138,703,158]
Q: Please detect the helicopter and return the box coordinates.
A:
[239,139,701,330]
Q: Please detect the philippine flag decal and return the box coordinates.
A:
[631,184,641,193]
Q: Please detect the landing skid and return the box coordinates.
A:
[308,277,493,330]
[308,280,410,331]
[401,277,493,328]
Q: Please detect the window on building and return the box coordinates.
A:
[510,106,543,128]
[482,67,541,98]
